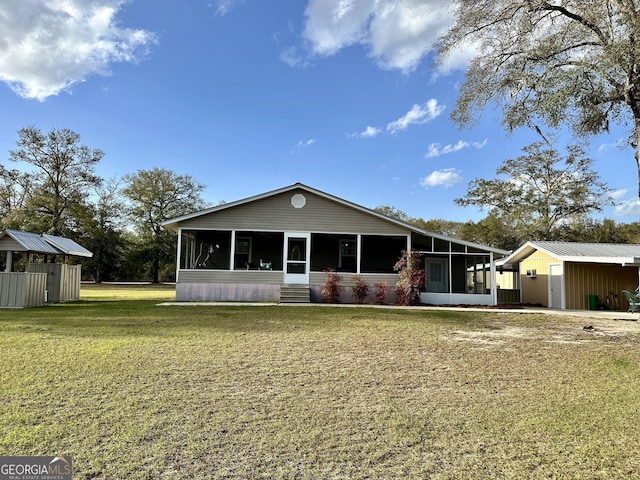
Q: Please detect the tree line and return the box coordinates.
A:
[0,127,205,283]
[2,126,638,284]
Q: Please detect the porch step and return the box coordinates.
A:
[280,284,310,303]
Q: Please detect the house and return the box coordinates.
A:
[496,241,640,310]
[0,229,93,307]
[162,183,508,305]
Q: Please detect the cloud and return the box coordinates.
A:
[613,199,640,217]
[212,0,244,16]
[419,168,462,188]
[349,126,382,138]
[387,99,444,134]
[610,189,628,201]
[279,46,312,68]
[291,138,315,153]
[302,0,457,73]
[425,138,488,158]
[0,0,156,101]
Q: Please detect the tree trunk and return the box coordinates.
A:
[636,120,640,199]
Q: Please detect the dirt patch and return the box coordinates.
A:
[447,318,640,347]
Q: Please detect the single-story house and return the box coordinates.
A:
[162,183,509,305]
[0,229,93,307]
[496,241,640,310]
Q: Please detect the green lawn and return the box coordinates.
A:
[1,285,640,479]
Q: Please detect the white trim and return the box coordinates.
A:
[548,262,564,309]
[230,231,236,271]
[356,234,362,274]
[175,228,182,282]
[283,232,310,284]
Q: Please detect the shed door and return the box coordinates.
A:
[283,233,310,284]
[549,263,563,309]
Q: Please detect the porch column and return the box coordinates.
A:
[489,252,497,306]
[175,229,182,282]
[230,231,236,271]
[356,234,362,274]
[5,251,11,272]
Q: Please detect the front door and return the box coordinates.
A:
[425,258,448,293]
[549,263,563,309]
[284,232,310,284]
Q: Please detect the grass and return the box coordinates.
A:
[1,286,640,478]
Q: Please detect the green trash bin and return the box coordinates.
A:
[588,294,598,310]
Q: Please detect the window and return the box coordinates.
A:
[235,237,252,269]
[339,239,356,271]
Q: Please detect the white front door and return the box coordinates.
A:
[425,258,448,293]
[549,263,563,309]
[284,232,310,284]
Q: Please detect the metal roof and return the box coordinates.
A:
[161,182,509,256]
[498,241,640,266]
[0,229,93,257]
[42,234,93,257]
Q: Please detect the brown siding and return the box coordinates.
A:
[565,263,638,310]
[520,250,558,306]
[179,189,409,235]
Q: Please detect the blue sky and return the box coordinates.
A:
[0,0,638,222]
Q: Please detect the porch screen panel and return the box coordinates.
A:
[185,231,232,270]
[360,235,407,273]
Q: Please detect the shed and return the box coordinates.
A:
[0,229,93,307]
[497,241,640,310]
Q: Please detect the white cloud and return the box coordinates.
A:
[280,46,311,68]
[291,138,315,153]
[213,0,244,16]
[0,0,156,101]
[302,0,458,73]
[614,199,640,217]
[387,99,444,134]
[349,125,381,138]
[610,189,628,201]
[420,168,462,188]
[425,138,488,158]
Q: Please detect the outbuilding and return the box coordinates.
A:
[497,241,640,310]
[0,229,93,308]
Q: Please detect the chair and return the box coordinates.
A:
[259,260,272,270]
[622,290,640,312]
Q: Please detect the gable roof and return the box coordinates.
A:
[498,241,640,266]
[162,182,508,255]
[0,229,93,257]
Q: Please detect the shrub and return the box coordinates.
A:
[393,250,425,306]
[374,281,389,304]
[321,268,343,303]
[352,275,369,304]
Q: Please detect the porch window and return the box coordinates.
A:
[235,237,252,269]
[339,239,356,272]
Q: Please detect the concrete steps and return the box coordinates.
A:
[280,284,310,303]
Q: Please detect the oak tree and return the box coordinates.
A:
[438,1,640,196]
[454,142,611,241]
